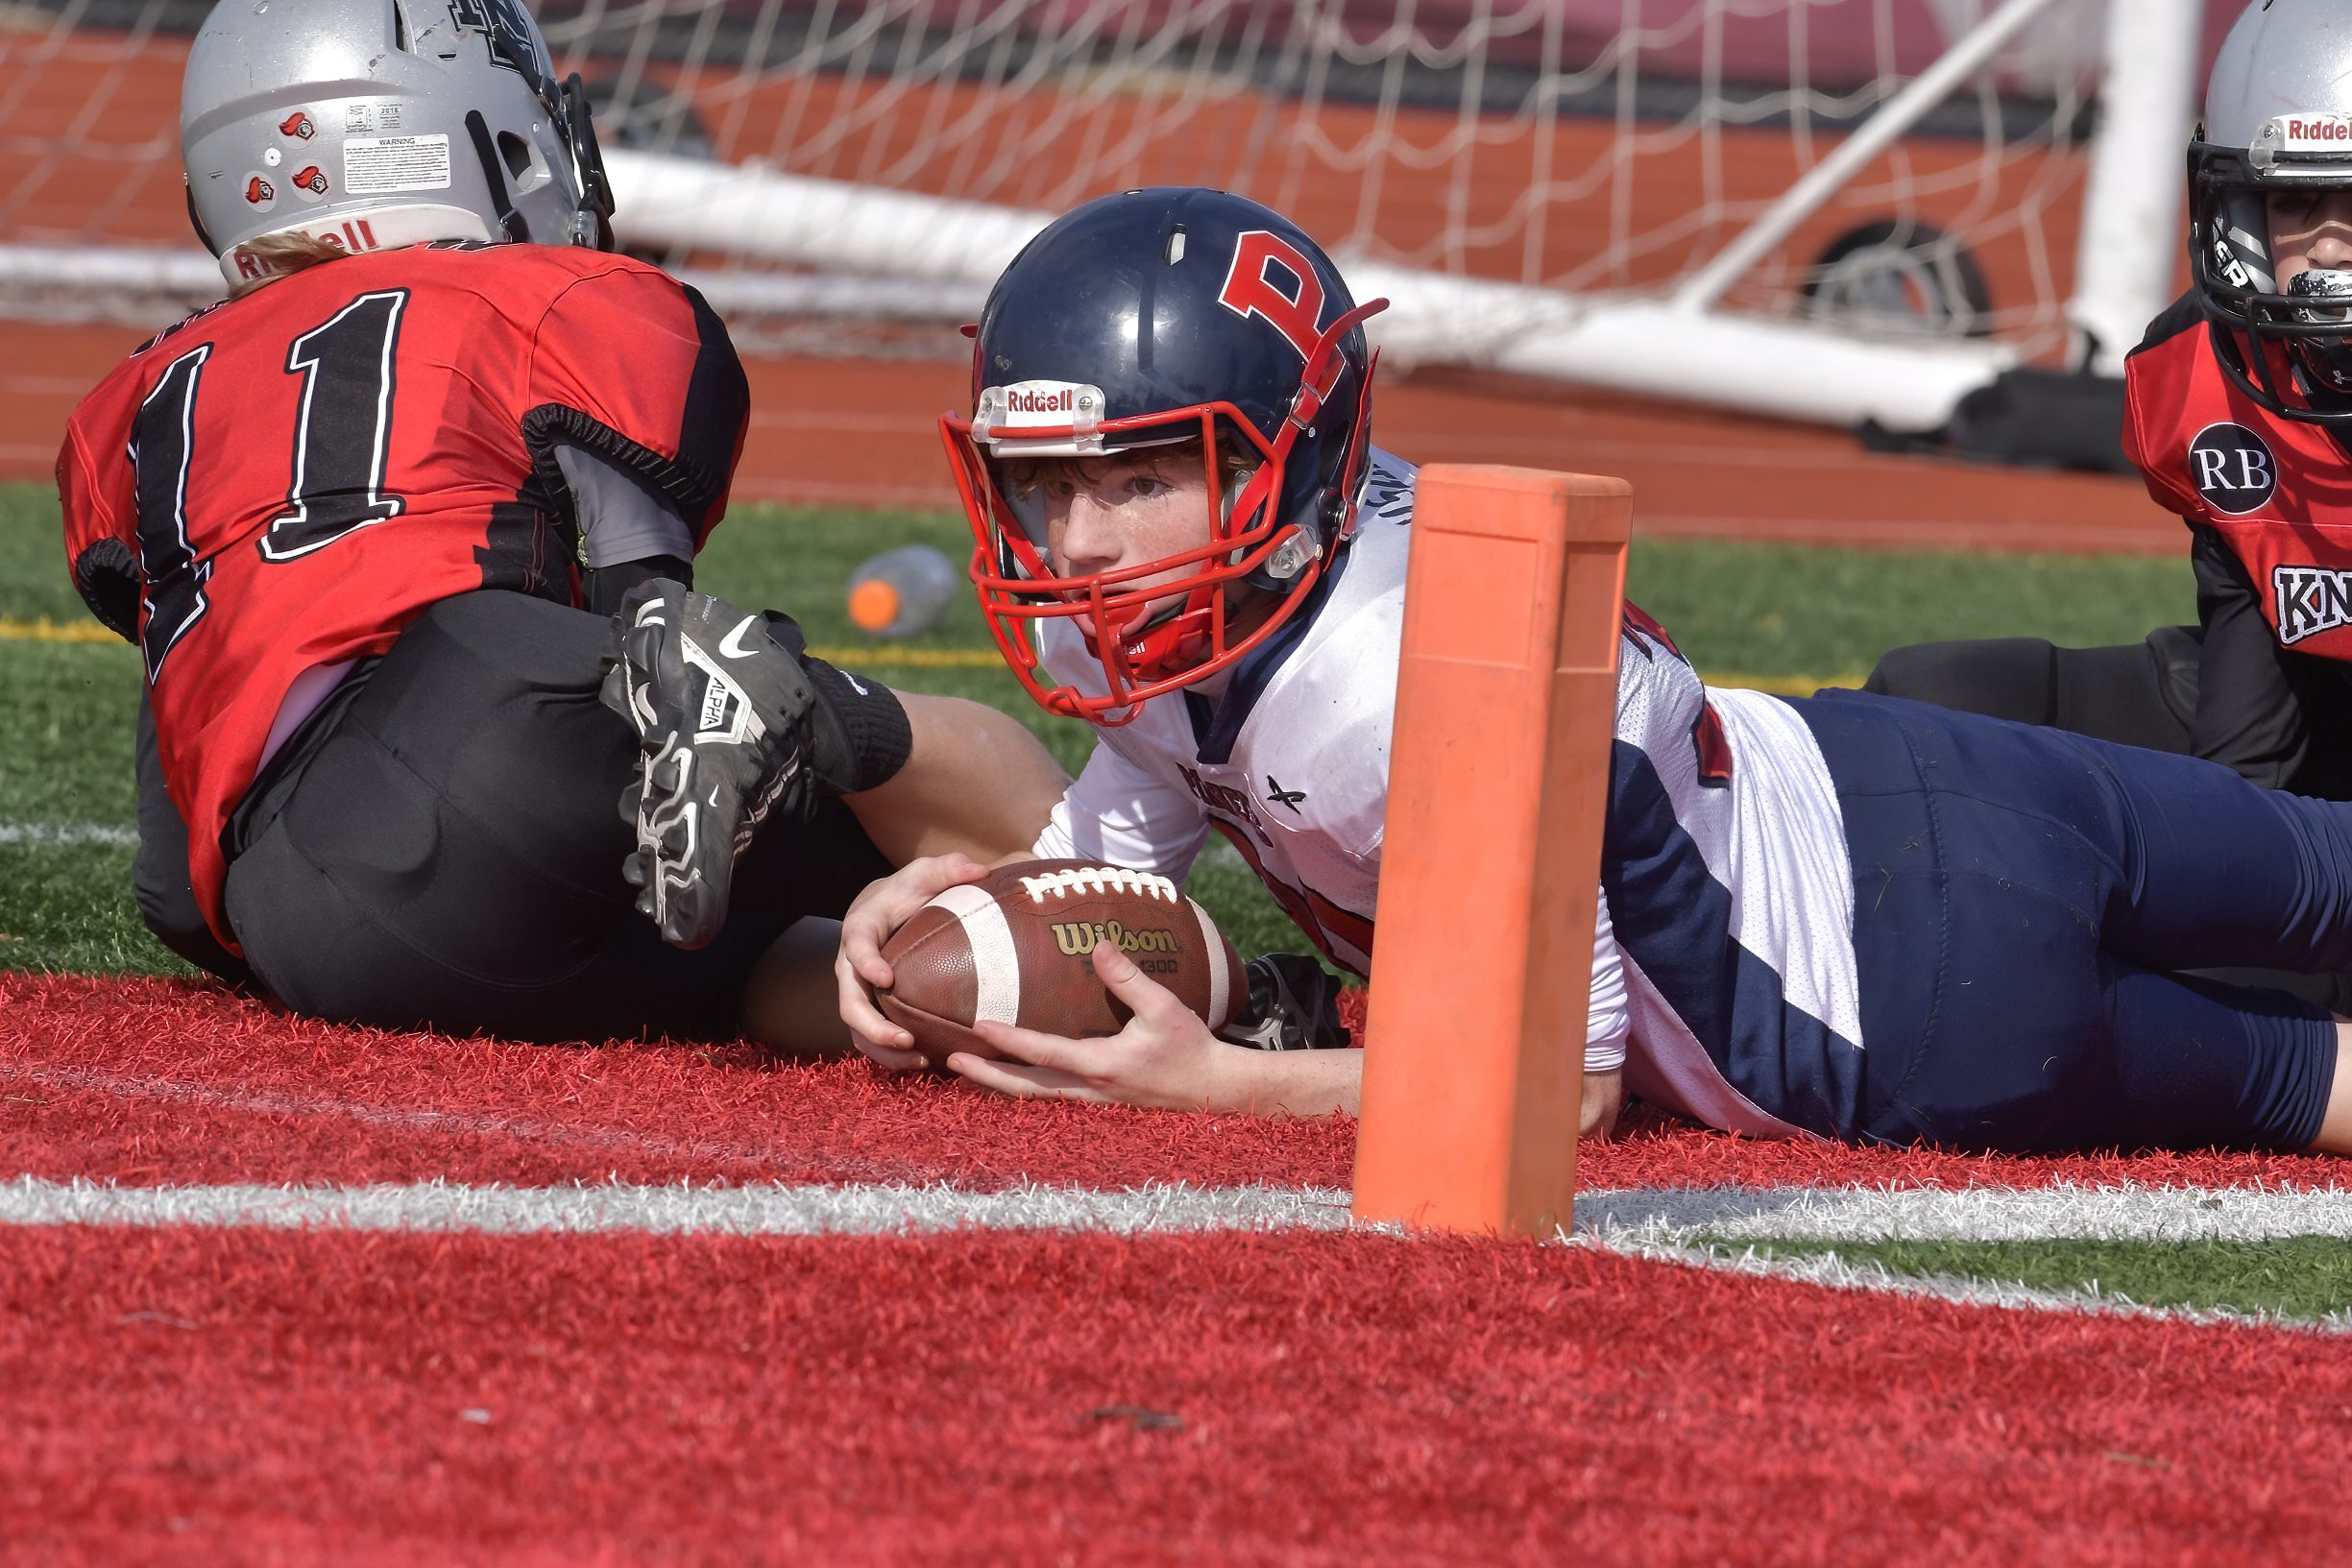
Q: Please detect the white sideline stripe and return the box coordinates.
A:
[0,1176,1352,1237]
[1573,1182,2352,1244]
[1571,1183,2352,1335]
[0,822,136,847]
[10,1172,2347,1248]
[932,881,1020,1026]
[7,1170,2351,1326]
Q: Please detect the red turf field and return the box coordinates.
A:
[6,971,2352,1566]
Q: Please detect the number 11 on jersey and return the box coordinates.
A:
[128,287,414,681]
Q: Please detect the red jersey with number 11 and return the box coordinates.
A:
[57,242,748,946]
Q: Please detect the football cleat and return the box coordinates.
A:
[1219,953,1352,1051]
[599,581,821,950]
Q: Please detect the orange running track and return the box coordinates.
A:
[3,318,2172,554]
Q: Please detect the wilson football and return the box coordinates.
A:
[877,858,1244,1067]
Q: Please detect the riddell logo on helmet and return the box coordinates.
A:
[231,217,384,279]
[1005,387,1074,415]
[2278,115,2352,150]
[995,380,1091,428]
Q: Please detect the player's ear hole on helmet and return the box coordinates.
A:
[497,132,549,191]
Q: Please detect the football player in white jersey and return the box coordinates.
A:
[837,187,2352,1156]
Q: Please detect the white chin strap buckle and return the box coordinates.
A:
[1265,531,1313,582]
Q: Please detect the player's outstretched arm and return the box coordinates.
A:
[956,940,1364,1116]
[837,692,1066,868]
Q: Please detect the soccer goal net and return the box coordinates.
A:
[0,0,2205,430]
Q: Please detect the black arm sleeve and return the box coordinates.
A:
[584,553,692,617]
[758,610,912,793]
[2186,522,2345,790]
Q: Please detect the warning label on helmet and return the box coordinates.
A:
[344,134,453,196]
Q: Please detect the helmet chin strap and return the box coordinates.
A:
[463,110,528,243]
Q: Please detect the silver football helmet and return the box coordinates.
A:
[182,0,614,290]
[2193,0,2352,422]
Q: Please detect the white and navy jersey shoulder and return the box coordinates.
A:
[1606,612,1862,1138]
[1035,447,1866,1123]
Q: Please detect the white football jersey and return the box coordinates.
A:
[1031,447,1863,1127]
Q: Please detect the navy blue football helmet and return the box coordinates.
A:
[942,187,1385,721]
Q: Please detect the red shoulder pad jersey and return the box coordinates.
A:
[2122,301,2352,653]
[57,243,749,948]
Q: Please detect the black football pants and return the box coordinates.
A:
[217,591,888,1041]
[1860,626,2201,754]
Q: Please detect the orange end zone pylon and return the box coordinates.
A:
[1353,466,1632,1238]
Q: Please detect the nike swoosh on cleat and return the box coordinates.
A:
[841,670,870,696]
[718,615,765,661]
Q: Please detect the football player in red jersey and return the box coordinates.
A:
[1870,0,2352,800]
[61,0,1063,1043]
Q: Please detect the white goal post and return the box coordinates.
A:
[0,0,2207,432]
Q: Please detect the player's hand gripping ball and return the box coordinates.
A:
[877,859,1244,1067]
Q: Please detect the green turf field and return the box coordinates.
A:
[0,478,2198,977]
[1724,1234,2352,1321]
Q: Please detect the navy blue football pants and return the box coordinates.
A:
[1799,689,2340,1151]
